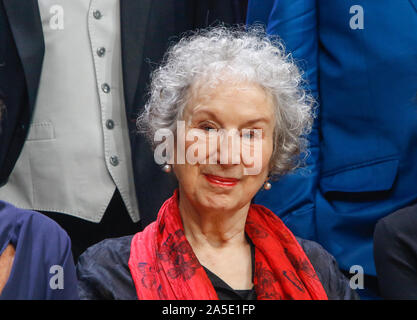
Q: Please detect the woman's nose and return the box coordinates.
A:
[216,129,241,167]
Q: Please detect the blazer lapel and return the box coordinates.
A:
[120,0,152,114]
[2,0,44,112]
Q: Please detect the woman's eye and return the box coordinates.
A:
[242,130,255,139]
[199,123,216,131]
[242,129,262,140]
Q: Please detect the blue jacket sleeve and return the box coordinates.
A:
[247,0,320,240]
[0,202,79,300]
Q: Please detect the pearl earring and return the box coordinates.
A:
[264,181,272,190]
[162,164,172,173]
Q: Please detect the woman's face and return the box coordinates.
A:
[173,80,275,215]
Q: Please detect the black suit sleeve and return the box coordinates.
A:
[76,235,137,300]
[374,204,417,299]
[296,237,359,300]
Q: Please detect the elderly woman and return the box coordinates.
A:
[76,27,358,300]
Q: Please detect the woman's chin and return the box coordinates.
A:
[197,191,242,213]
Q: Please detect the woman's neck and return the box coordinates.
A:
[178,192,250,249]
[177,190,253,290]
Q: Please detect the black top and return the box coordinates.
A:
[374,202,417,299]
[76,235,359,300]
[201,235,257,300]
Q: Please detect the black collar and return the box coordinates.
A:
[202,235,257,300]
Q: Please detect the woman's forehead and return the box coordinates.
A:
[184,80,275,121]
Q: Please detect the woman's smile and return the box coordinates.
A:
[204,174,240,187]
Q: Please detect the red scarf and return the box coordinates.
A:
[128,190,328,300]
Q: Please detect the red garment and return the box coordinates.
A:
[129,190,328,300]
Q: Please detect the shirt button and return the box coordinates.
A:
[93,10,102,19]
[106,119,115,129]
[97,47,106,57]
[110,156,119,166]
[101,83,110,93]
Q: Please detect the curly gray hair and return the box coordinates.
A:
[138,25,315,178]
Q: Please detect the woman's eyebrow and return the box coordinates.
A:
[240,117,270,128]
[190,108,219,121]
[192,108,270,127]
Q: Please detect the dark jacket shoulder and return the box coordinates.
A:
[76,235,136,300]
[373,203,417,299]
[296,236,359,300]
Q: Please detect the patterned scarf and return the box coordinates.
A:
[128,190,328,300]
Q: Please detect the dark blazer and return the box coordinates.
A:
[0,0,246,227]
[374,202,417,300]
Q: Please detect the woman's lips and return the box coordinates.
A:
[204,174,239,187]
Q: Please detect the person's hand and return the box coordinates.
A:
[0,244,15,295]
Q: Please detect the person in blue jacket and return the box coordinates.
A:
[247,0,417,298]
[0,100,78,300]
[0,200,79,299]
